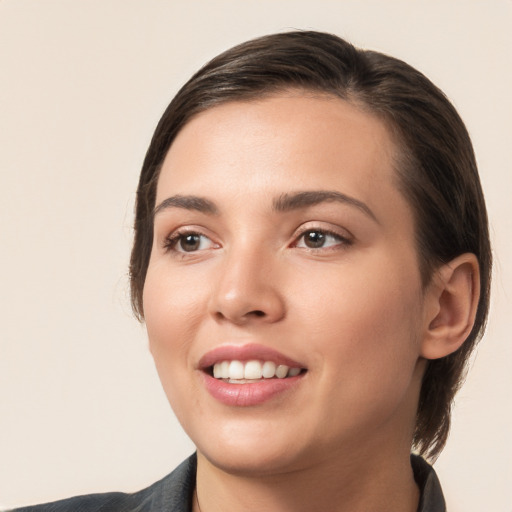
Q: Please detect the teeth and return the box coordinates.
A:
[288,367,301,377]
[212,360,302,381]
[244,360,262,379]
[275,364,289,378]
[228,360,244,380]
[220,360,230,379]
[262,361,276,378]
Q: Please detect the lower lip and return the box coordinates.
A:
[202,373,304,407]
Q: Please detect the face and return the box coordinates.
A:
[143,92,429,475]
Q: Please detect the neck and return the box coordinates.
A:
[194,445,420,512]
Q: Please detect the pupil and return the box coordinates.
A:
[306,230,325,248]
[181,234,200,251]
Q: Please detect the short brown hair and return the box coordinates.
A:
[130,31,491,459]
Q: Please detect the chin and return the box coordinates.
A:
[196,421,345,480]
[199,444,303,477]
[192,420,313,477]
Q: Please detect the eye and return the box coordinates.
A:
[164,231,217,253]
[295,229,349,249]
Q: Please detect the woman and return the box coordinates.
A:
[14,30,491,512]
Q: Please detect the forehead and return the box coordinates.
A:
[157,93,405,217]
[161,92,399,189]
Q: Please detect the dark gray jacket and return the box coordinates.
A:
[11,454,445,511]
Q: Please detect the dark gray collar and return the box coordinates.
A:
[12,453,445,511]
[412,454,446,512]
[157,453,445,512]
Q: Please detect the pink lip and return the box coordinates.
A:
[197,343,307,407]
[202,373,304,407]
[198,343,305,369]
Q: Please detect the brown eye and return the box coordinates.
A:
[179,234,202,252]
[295,228,348,250]
[164,231,217,253]
[303,230,326,248]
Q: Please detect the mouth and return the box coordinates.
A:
[198,344,307,406]
[207,359,306,383]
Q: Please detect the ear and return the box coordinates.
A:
[421,253,480,360]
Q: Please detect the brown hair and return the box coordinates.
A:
[130,31,491,459]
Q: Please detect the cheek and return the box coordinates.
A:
[297,253,424,393]
[144,255,209,318]
[297,250,422,333]
[142,263,208,422]
[143,261,207,366]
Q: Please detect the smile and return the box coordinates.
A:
[212,360,303,382]
[199,344,307,406]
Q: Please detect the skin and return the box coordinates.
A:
[143,92,446,511]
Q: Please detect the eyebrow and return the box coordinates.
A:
[154,195,219,216]
[153,190,377,223]
[273,190,378,223]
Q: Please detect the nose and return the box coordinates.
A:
[208,246,286,325]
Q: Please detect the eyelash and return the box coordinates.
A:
[293,227,352,251]
[162,226,352,255]
[163,229,216,254]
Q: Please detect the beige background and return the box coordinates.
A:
[0,1,511,510]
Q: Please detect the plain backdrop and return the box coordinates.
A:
[1,1,511,510]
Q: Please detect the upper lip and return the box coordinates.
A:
[198,343,306,370]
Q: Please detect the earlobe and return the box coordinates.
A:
[421,253,480,360]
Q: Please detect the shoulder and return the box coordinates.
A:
[10,454,197,512]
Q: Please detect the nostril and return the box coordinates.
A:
[213,310,266,323]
